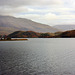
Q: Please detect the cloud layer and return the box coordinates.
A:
[0,0,75,25]
[0,0,63,6]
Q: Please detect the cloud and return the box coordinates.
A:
[15,11,75,25]
[0,0,75,25]
[0,6,29,16]
[44,13,57,20]
[0,0,63,7]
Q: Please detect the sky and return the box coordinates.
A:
[0,0,75,26]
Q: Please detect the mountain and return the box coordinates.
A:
[58,30,75,38]
[0,15,60,35]
[8,31,55,38]
[8,31,40,38]
[7,30,75,38]
[53,25,75,31]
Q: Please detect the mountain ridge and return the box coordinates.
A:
[7,30,75,38]
[0,15,60,35]
[53,25,75,31]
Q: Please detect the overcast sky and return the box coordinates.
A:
[0,0,75,26]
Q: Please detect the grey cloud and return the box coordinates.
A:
[0,0,63,7]
[0,6,29,16]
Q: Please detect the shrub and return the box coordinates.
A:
[39,33,50,38]
[7,37,11,40]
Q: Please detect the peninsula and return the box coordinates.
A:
[0,39,28,41]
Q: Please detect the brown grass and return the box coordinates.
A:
[0,39,28,41]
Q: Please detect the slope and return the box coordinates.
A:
[0,15,60,35]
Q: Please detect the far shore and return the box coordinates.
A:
[0,39,28,41]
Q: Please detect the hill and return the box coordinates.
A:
[7,30,75,38]
[57,30,75,38]
[7,31,56,38]
[53,25,75,31]
[8,31,40,38]
[0,15,60,35]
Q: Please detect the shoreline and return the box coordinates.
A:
[0,39,28,41]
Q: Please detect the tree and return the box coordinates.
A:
[7,37,11,40]
[39,33,50,38]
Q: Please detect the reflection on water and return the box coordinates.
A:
[0,38,75,75]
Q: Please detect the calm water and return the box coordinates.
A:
[0,38,75,75]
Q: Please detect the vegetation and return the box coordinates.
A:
[7,37,11,40]
[0,35,1,38]
[0,35,28,41]
[39,33,50,38]
[1,30,75,39]
[8,31,40,38]
[7,31,56,38]
[54,32,62,36]
[58,30,75,38]
[0,39,28,41]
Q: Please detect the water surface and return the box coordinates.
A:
[0,38,75,75]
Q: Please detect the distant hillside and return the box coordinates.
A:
[8,31,40,38]
[53,25,75,31]
[7,30,75,38]
[8,31,56,38]
[0,15,60,35]
[57,30,75,38]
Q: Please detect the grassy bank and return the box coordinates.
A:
[0,39,28,41]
